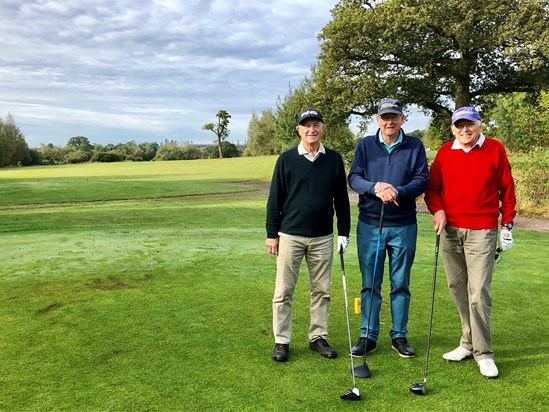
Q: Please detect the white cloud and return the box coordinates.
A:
[0,0,428,147]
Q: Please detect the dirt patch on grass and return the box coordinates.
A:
[88,273,154,291]
[90,275,136,290]
[36,302,62,314]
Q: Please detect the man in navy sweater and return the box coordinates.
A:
[348,98,428,358]
[266,108,351,362]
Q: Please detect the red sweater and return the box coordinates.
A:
[424,137,516,229]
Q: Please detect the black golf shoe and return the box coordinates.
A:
[391,338,415,358]
[350,337,377,357]
[309,338,337,358]
[272,343,289,362]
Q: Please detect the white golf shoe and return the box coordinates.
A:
[442,346,473,361]
[478,359,499,378]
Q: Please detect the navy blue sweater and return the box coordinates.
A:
[266,146,351,238]
[348,131,429,227]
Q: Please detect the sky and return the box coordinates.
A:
[0,0,429,148]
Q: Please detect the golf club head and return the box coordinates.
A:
[409,383,426,395]
[353,362,371,378]
[340,387,361,400]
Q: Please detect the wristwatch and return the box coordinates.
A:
[502,223,513,230]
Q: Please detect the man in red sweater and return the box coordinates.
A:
[424,106,516,379]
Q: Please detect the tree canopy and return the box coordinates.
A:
[316,0,549,122]
[274,78,358,162]
[0,114,31,166]
[245,109,280,156]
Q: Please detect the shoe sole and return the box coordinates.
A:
[350,348,376,358]
[272,355,288,362]
[391,346,415,358]
[309,346,338,358]
[311,350,338,358]
[443,354,473,362]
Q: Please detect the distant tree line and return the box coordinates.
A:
[0,119,244,167]
[2,88,548,168]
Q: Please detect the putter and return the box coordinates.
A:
[339,247,361,401]
[410,234,440,396]
[353,202,385,378]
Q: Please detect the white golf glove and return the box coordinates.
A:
[499,230,514,252]
[337,236,350,253]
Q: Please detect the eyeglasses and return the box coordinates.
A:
[453,121,479,129]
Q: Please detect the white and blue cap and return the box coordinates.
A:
[377,98,403,115]
[451,106,481,124]
[297,108,323,125]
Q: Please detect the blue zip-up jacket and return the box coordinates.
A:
[348,130,429,227]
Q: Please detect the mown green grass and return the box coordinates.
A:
[0,158,274,207]
[0,158,548,411]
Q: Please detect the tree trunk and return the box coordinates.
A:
[455,80,471,109]
[217,135,223,158]
[455,52,473,109]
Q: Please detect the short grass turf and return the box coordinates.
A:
[0,158,548,411]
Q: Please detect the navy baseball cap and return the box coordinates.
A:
[451,106,481,124]
[377,98,403,116]
[297,108,323,125]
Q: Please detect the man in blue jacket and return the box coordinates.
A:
[348,98,428,358]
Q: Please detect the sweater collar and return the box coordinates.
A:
[451,133,486,152]
[377,129,403,153]
[298,142,325,162]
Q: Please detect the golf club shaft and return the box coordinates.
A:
[340,249,357,387]
[361,203,385,364]
[423,234,440,383]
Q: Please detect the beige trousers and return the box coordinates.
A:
[441,226,497,360]
[272,232,334,344]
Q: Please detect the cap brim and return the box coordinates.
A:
[298,116,323,125]
[378,109,402,116]
[452,115,480,124]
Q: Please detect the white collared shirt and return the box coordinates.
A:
[452,133,486,153]
[298,142,326,162]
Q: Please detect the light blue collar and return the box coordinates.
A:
[378,130,403,153]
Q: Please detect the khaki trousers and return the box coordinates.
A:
[272,233,333,344]
[441,226,497,360]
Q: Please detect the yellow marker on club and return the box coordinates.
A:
[354,298,361,314]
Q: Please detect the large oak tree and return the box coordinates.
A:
[316,0,549,120]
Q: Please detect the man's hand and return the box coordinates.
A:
[375,182,399,206]
[337,236,350,253]
[499,229,513,252]
[266,238,279,258]
[432,210,447,235]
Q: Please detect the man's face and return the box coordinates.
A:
[376,113,404,140]
[296,119,323,146]
[451,119,482,148]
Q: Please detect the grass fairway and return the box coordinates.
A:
[1,158,548,411]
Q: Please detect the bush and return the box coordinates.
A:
[65,150,92,164]
[92,151,124,162]
[512,148,549,217]
[180,144,202,160]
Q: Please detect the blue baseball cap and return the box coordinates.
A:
[452,106,481,124]
[377,98,403,115]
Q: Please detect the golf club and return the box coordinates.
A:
[339,246,361,401]
[410,233,440,396]
[353,202,385,378]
